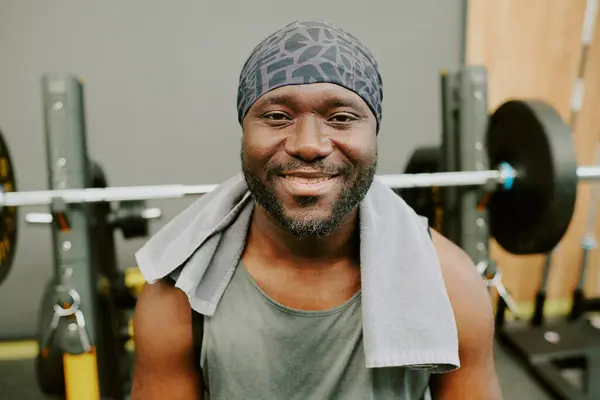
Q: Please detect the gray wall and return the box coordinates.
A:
[0,0,464,338]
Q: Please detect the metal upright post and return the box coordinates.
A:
[453,67,520,318]
[440,69,460,243]
[456,66,490,264]
[41,75,101,400]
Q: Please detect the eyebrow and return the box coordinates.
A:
[259,94,297,107]
[322,97,363,109]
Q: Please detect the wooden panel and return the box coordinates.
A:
[558,15,600,300]
[465,0,588,302]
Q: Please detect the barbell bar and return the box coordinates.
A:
[0,167,510,207]
[2,164,599,208]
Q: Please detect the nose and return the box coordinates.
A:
[284,116,333,161]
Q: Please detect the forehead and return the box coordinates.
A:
[252,83,371,110]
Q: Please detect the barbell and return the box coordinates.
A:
[2,166,599,206]
[0,99,598,287]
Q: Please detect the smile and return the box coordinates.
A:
[284,175,334,184]
[278,173,339,196]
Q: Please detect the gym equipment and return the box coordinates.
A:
[396,146,443,232]
[496,169,600,400]
[439,66,491,260]
[110,200,155,239]
[569,169,600,321]
[486,100,579,255]
[0,128,17,285]
[36,277,65,395]
[36,162,110,395]
[497,281,600,399]
[28,75,157,400]
[404,67,521,320]
[25,200,159,239]
[36,160,134,399]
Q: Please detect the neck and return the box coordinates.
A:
[245,206,360,266]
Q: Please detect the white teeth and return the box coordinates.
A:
[285,176,332,184]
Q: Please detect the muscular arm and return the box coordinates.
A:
[131,278,203,400]
[429,230,503,400]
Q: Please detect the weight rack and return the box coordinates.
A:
[38,75,134,399]
[441,71,600,400]
[407,66,600,399]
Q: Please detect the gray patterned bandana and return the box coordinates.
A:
[236,19,383,131]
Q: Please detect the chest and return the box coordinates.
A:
[242,257,362,311]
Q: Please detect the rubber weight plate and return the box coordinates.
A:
[486,100,578,254]
[113,200,149,239]
[0,128,17,286]
[88,161,130,399]
[399,146,444,231]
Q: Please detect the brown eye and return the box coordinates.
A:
[329,113,357,123]
[263,112,291,121]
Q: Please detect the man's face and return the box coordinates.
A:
[241,83,378,238]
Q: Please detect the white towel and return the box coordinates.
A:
[135,173,459,371]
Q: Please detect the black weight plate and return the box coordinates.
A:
[90,160,108,188]
[399,146,444,230]
[486,100,578,254]
[403,146,441,174]
[115,200,149,239]
[88,161,130,399]
[0,128,18,286]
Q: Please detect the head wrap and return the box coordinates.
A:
[236,19,383,130]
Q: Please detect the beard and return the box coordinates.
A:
[241,148,377,239]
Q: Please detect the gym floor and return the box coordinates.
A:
[0,339,554,400]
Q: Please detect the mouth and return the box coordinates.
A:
[278,172,340,195]
[283,175,336,184]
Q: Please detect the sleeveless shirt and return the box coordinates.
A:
[194,261,433,399]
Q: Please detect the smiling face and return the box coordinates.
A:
[241,83,378,238]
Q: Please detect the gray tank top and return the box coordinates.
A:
[195,263,432,399]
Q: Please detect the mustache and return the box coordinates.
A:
[266,159,351,177]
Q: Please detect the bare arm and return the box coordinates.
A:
[429,230,503,400]
[131,278,203,400]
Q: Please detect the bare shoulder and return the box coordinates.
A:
[131,278,202,399]
[429,228,493,321]
[134,278,194,346]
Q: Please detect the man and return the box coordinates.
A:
[131,19,503,399]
